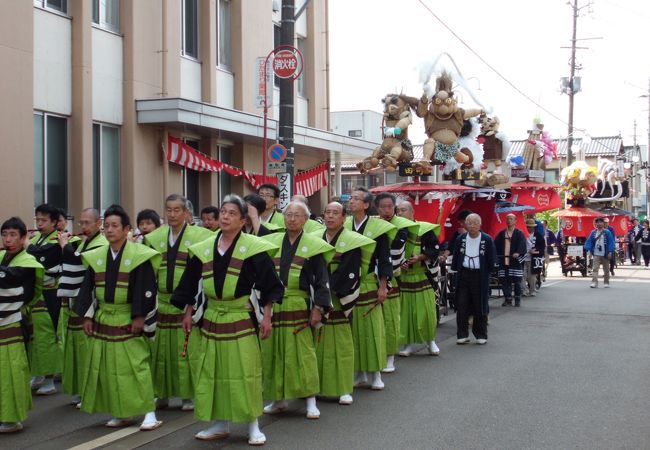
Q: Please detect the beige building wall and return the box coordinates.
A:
[0,2,34,222]
[0,1,331,224]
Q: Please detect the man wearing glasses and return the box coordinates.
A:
[258,184,286,230]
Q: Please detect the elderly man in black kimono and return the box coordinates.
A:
[451,213,496,345]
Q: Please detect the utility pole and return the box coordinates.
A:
[278,0,295,207]
[646,77,650,217]
[566,0,579,166]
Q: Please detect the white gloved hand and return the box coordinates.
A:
[423,83,434,99]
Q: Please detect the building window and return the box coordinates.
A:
[273,24,281,87]
[93,124,120,212]
[35,0,67,14]
[92,0,120,33]
[348,130,362,138]
[296,36,306,96]
[33,113,68,211]
[183,140,201,211]
[217,0,231,69]
[182,0,198,58]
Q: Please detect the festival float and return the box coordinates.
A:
[357,54,570,241]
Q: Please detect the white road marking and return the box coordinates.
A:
[67,426,141,450]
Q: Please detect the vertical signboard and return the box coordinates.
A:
[278,172,292,211]
[255,57,273,108]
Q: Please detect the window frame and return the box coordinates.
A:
[92,0,120,34]
[181,0,199,60]
[218,145,232,203]
[216,0,232,71]
[296,36,306,97]
[34,0,68,15]
[92,122,121,212]
[33,111,69,211]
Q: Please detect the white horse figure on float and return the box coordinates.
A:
[589,157,622,202]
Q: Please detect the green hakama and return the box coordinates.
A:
[399,222,439,345]
[145,224,213,401]
[0,323,32,422]
[352,275,386,373]
[383,284,401,356]
[150,300,197,400]
[262,294,319,401]
[171,232,284,424]
[27,296,63,376]
[194,299,262,423]
[314,297,353,397]
[399,270,437,344]
[62,311,88,396]
[80,304,155,418]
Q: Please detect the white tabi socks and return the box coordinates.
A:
[338,394,353,405]
[382,355,396,373]
[305,396,320,419]
[263,399,288,414]
[248,419,266,446]
[371,371,384,390]
[140,411,162,431]
[195,420,230,440]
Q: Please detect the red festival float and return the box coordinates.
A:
[369,182,473,242]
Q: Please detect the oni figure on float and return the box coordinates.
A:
[409,70,484,168]
[357,94,415,174]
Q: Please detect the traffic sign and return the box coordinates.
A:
[273,49,299,79]
[267,143,287,162]
[267,162,287,174]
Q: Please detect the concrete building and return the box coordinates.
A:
[1,0,374,224]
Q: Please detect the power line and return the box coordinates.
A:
[417,0,571,128]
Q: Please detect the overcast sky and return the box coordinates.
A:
[328,0,650,148]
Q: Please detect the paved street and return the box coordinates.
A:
[5,261,650,450]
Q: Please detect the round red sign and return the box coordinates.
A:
[564,218,574,231]
[273,50,299,79]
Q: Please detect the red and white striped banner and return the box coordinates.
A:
[167,136,328,194]
[295,162,328,197]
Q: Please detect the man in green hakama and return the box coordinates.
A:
[0,217,43,433]
[291,194,326,234]
[75,205,162,431]
[261,202,333,420]
[171,195,284,445]
[145,194,213,411]
[26,204,64,395]
[396,201,441,356]
[344,187,395,391]
[258,184,286,230]
[375,193,419,373]
[317,202,376,405]
[57,208,108,408]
